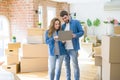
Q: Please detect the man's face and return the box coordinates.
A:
[61,15,69,23]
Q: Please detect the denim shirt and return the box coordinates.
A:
[45,30,66,56]
[62,19,84,51]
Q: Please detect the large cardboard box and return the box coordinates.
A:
[2,64,20,74]
[94,46,101,55]
[27,36,44,44]
[102,60,120,80]
[22,44,48,57]
[5,49,18,55]
[6,54,19,65]
[27,28,45,36]
[8,42,21,49]
[20,58,48,72]
[95,55,102,66]
[114,26,120,35]
[102,36,120,63]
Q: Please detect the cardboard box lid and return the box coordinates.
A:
[8,42,21,49]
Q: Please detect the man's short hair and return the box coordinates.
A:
[60,10,68,17]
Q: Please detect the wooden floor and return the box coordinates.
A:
[17,58,99,80]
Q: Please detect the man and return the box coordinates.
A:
[60,10,84,80]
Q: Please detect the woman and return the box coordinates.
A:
[45,18,66,80]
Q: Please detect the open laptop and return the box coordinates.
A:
[58,31,72,41]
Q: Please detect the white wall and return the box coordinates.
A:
[70,0,120,40]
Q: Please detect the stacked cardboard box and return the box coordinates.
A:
[27,28,45,44]
[2,42,21,73]
[21,28,48,73]
[21,44,48,72]
[102,36,120,80]
[114,26,120,35]
[94,46,102,80]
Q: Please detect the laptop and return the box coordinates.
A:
[58,31,72,41]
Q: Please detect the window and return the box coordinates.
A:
[47,7,56,28]
[38,6,43,28]
[0,16,9,57]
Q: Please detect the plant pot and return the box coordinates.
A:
[104,23,114,35]
[12,39,16,43]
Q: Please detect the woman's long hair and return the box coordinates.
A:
[48,18,61,37]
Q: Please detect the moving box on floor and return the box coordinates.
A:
[20,57,48,72]
[2,64,20,74]
[102,36,120,63]
[22,44,48,58]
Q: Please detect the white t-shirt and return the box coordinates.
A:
[65,23,73,49]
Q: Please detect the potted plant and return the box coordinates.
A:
[12,36,16,43]
[86,18,101,35]
[38,22,42,28]
[85,36,90,43]
[103,18,119,35]
[93,18,101,27]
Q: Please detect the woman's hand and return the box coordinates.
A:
[62,41,66,43]
[54,36,58,40]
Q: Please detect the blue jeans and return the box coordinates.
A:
[64,49,80,80]
[48,55,64,80]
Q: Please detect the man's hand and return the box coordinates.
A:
[72,34,76,38]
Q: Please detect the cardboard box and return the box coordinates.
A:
[102,60,120,80]
[94,46,101,55]
[114,26,120,35]
[8,42,21,49]
[6,54,19,65]
[20,57,48,72]
[102,36,120,63]
[5,49,18,55]
[27,28,45,36]
[2,64,20,73]
[95,55,102,66]
[22,44,48,58]
[27,36,44,44]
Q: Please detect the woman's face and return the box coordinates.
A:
[54,20,60,30]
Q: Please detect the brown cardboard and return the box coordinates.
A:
[114,26,120,35]
[94,55,102,66]
[27,36,44,44]
[6,54,19,65]
[8,42,21,49]
[5,48,18,55]
[102,36,120,63]
[20,57,48,72]
[94,46,101,55]
[22,44,48,58]
[102,60,120,80]
[2,64,20,74]
[27,28,45,36]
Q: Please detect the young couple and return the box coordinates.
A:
[45,10,84,80]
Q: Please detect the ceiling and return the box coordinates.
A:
[51,0,103,3]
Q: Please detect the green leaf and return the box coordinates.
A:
[87,19,92,27]
[93,18,100,27]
